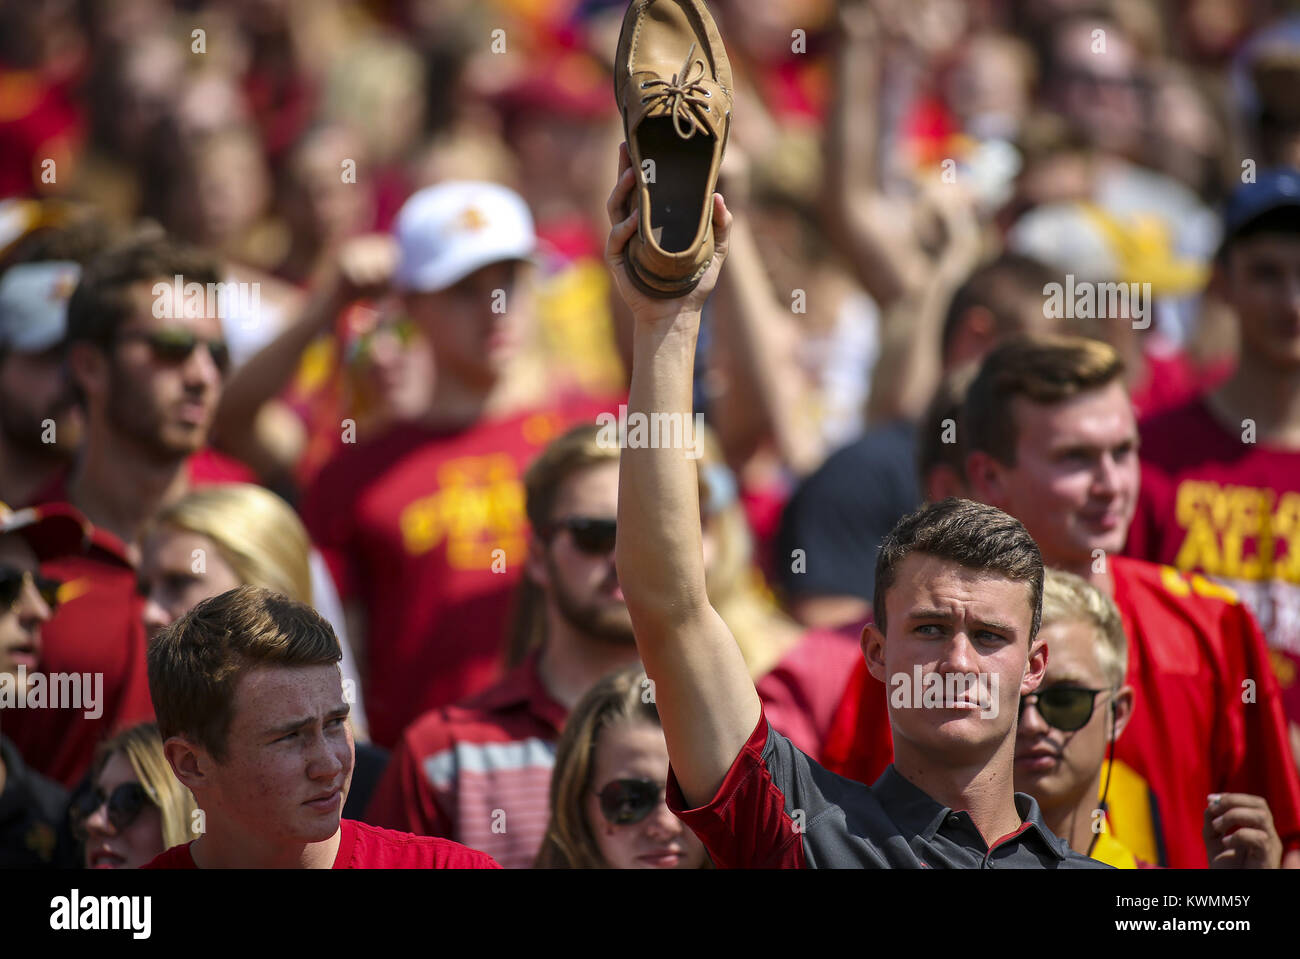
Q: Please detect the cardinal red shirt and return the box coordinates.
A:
[301,397,615,748]
[820,558,1300,868]
[9,449,256,786]
[141,819,500,869]
[1127,396,1300,721]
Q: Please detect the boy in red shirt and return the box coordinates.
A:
[824,335,1300,868]
[1127,169,1300,730]
[142,584,497,869]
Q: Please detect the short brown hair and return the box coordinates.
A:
[147,585,341,762]
[873,498,1044,642]
[964,333,1125,467]
[66,231,222,350]
[940,253,1061,362]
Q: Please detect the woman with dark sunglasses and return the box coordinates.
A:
[535,666,708,869]
[71,723,197,869]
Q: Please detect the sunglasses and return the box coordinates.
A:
[69,782,154,839]
[595,778,665,826]
[546,517,617,555]
[116,328,230,375]
[0,566,62,612]
[1019,686,1108,733]
[347,317,417,366]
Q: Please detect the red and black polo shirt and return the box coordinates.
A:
[667,708,1113,869]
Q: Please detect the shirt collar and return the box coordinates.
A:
[871,764,1067,859]
[463,649,568,731]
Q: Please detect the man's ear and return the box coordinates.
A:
[65,341,107,404]
[1022,633,1048,696]
[1110,684,1136,742]
[862,622,887,684]
[524,534,550,589]
[164,735,211,794]
[964,449,1007,508]
[946,306,996,367]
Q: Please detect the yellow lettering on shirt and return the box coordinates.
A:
[398,454,526,569]
[1170,480,1299,585]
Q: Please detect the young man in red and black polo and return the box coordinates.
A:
[605,145,1106,868]
[143,584,498,869]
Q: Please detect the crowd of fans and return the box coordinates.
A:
[2,0,1300,870]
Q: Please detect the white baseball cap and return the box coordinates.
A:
[0,261,81,352]
[393,181,537,293]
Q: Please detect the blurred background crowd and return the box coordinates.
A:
[3,0,1300,871]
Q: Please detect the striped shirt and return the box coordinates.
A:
[364,652,566,869]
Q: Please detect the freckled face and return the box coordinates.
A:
[205,664,353,845]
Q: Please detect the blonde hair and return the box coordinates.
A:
[534,665,708,869]
[1040,568,1128,688]
[92,722,198,851]
[152,484,313,605]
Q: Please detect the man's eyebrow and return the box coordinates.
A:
[906,608,1015,630]
[263,705,350,739]
[264,716,313,738]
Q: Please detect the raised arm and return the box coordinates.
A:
[605,144,762,808]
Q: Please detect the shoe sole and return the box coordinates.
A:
[624,246,710,298]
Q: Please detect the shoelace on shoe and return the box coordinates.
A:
[638,41,713,139]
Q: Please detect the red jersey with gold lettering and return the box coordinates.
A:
[820,557,1300,868]
[301,397,615,748]
[1126,397,1300,720]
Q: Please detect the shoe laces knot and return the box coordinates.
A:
[640,42,712,139]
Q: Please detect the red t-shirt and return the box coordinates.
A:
[820,558,1300,869]
[1127,396,1300,721]
[9,450,256,786]
[141,818,500,869]
[301,397,616,748]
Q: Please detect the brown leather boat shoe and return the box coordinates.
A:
[614,0,732,298]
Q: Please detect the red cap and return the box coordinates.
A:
[0,502,92,561]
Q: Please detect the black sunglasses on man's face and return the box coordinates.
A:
[1019,686,1109,733]
[115,328,230,375]
[545,517,617,555]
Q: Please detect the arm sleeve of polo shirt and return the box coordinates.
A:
[666,708,815,868]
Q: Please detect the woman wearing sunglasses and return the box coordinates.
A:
[535,665,708,869]
[71,722,198,869]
